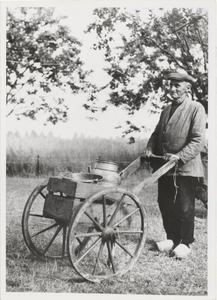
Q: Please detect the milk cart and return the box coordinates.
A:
[22,156,176,283]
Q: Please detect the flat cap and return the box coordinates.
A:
[167,72,196,83]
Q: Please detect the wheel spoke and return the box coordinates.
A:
[107,241,116,273]
[75,237,101,265]
[102,196,107,227]
[108,193,126,226]
[92,240,105,275]
[113,207,140,227]
[42,224,63,255]
[116,230,143,234]
[30,222,59,238]
[76,237,82,244]
[62,225,67,257]
[75,224,95,244]
[39,191,46,199]
[115,240,134,258]
[75,226,96,256]
[29,213,44,218]
[84,211,104,231]
[105,201,117,219]
[74,232,101,238]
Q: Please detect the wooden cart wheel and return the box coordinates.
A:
[67,187,147,282]
[22,180,69,260]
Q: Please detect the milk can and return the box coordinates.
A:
[90,159,121,185]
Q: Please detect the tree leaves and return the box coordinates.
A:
[84,7,208,139]
[6,7,208,140]
[6,7,88,123]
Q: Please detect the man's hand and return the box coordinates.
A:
[164,153,180,161]
[143,149,153,158]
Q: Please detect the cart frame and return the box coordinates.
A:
[22,157,176,282]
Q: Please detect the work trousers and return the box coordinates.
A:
[158,175,197,246]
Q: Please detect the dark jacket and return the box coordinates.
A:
[146,97,206,177]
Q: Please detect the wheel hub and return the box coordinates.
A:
[101,227,116,242]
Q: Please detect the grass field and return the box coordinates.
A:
[5,172,208,295]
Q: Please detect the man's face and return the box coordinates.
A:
[169,80,190,101]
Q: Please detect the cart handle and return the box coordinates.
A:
[119,154,165,180]
[132,159,177,195]
[149,154,165,159]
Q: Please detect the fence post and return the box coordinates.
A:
[36,155,40,176]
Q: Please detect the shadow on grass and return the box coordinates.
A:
[145,238,158,251]
[67,277,87,284]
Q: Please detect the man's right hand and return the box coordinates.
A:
[143,149,153,158]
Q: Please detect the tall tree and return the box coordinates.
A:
[6,7,90,124]
[85,7,208,140]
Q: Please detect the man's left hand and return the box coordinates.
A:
[164,153,180,161]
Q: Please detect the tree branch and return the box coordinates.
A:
[172,22,189,33]
[6,81,29,104]
[6,102,20,117]
[120,11,185,70]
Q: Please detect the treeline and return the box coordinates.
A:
[6,131,148,177]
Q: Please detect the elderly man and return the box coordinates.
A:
[144,72,206,259]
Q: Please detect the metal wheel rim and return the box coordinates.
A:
[67,187,147,282]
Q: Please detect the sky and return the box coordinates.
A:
[4,2,213,140]
[5,4,161,139]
